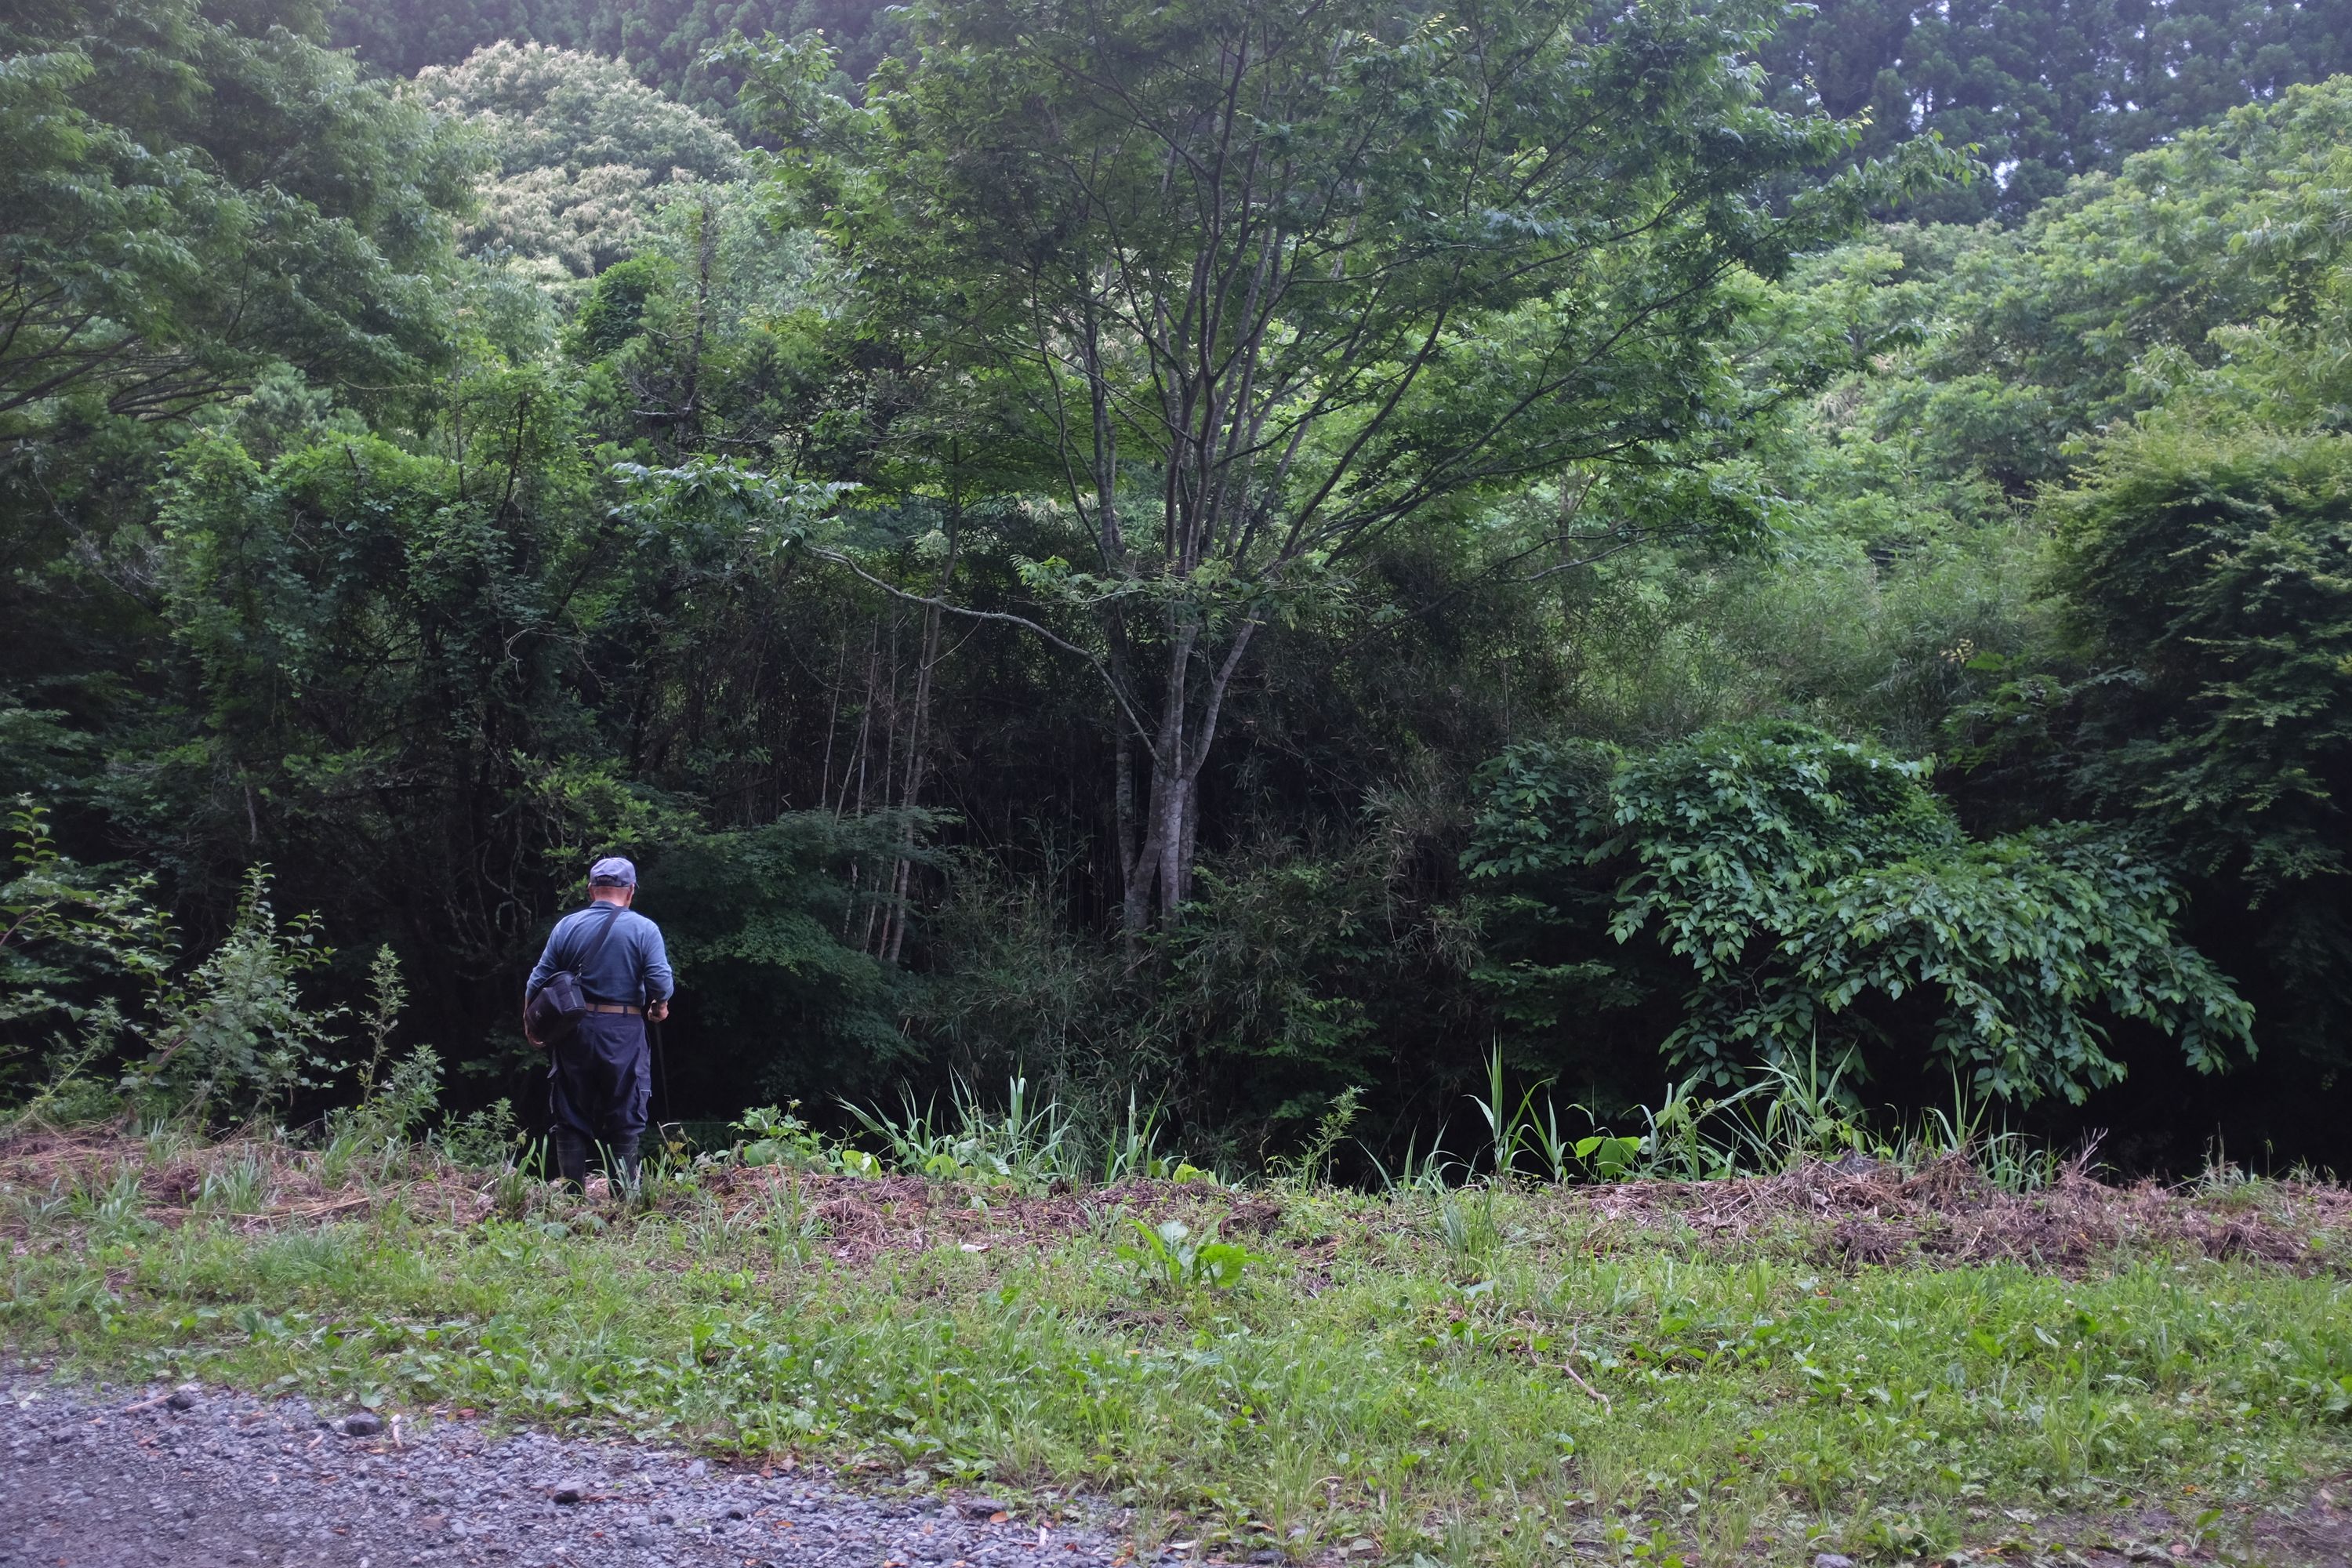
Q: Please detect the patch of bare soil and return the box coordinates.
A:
[2241,1477,2352,1567]
[0,1127,510,1236]
[1572,1154,2352,1275]
[0,1127,1270,1261]
[695,1166,1258,1267]
[1931,1479,2352,1568]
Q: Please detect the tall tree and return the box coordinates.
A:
[0,0,470,449]
[748,0,1949,937]
[0,0,473,811]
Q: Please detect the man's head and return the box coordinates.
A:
[588,856,637,906]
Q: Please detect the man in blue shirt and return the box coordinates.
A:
[526,856,673,1193]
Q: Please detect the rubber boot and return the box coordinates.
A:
[552,1127,590,1194]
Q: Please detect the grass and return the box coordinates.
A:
[5,1124,2352,1567]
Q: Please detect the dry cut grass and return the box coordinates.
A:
[5,1126,2349,1279]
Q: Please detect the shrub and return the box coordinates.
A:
[1468,723,2253,1104]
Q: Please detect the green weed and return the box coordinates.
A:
[316,1126,367,1189]
[844,1075,1076,1190]
[740,1167,826,1264]
[1114,1218,1261,1291]
[436,1098,521,1170]
[1271,1087,1362,1190]
[194,1149,270,1214]
[727,1102,878,1176]
[69,1164,144,1236]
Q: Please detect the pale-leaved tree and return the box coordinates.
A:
[412,40,746,282]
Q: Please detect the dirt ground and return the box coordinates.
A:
[5,1128,2347,1279]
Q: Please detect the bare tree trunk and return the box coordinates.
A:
[1114,736,1142,952]
[840,623,880,939]
[859,612,906,955]
[817,631,847,813]
[1175,775,1200,909]
[850,626,878,818]
[673,195,716,457]
[1115,614,1260,936]
[884,507,961,964]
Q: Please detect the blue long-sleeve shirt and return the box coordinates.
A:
[527,903,674,1007]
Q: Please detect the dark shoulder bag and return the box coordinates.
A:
[524,905,624,1047]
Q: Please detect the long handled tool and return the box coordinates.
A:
[648,1012,675,1134]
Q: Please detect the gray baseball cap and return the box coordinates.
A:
[588,855,637,887]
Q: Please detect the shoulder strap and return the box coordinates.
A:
[567,904,626,973]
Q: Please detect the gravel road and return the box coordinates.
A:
[1,1367,1171,1568]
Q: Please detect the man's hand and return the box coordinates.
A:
[648,999,670,1023]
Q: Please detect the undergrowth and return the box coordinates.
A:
[3,1057,2350,1564]
[5,1112,2351,1567]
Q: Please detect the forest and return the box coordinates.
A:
[7,0,2352,1178]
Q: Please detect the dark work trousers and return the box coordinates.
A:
[548,1011,650,1190]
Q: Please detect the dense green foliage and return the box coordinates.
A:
[2049,434,2352,900]
[1468,726,2252,1106]
[0,0,471,640]
[1762,0,2352,220]
[332,0,904,115]
[5,0,2352,1171]
[2,0,470,432]
[331,0,2352,226]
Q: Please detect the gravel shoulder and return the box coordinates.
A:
[1,1365,1154,1568]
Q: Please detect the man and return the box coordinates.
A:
[525,856,673,1193]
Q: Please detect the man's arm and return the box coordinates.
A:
[525,917,568,1002]
[641,920,674,1008]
